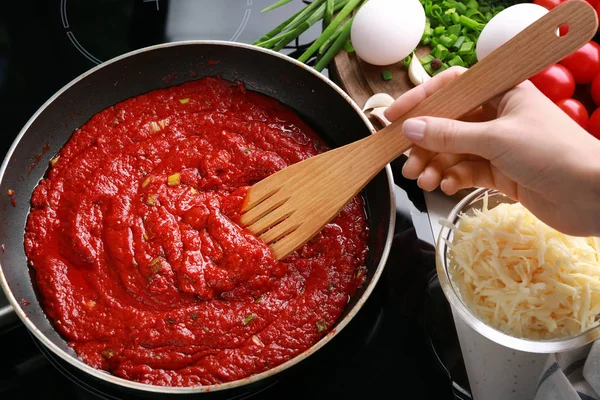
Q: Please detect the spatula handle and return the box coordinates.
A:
[374,0,598,161]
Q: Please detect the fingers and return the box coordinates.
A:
[402,146,435,179]
[439,161,518,199]
[416,153,466,192]
[384,67,467,121]
[402,117,501,159]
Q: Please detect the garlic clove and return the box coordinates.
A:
[408,52,431,86]
[362,93,395,112]
[369,106,391,126]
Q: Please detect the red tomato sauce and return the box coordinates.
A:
[24,77,368,387]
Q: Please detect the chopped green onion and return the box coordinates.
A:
[447,55,465,67]
[343,39,354,53]
[146,194,158,206]
[466,0,479,10]
[404,54,412,70]
[179,98,189,104]
[434,26,445,35]
[423,63,435,76]
[459,15,482,30]
[451,11,460,24]
[458,41,474,56]
[454,2,467,14]
[141,176,152,188]
[452,36,466,50]
[101,349,116,359]
[243,314,255,326]
[420,55,434,65]
[261,0,292,13]
[316,319,328,332]
[381,70,393,81]
[167,172,181,186]
[432,44,449,61]
[447,24,461,36]
[439,34,456,47]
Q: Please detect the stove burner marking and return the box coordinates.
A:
[232,9,252,42]
[66,31,102,65]
[60,0,69,28]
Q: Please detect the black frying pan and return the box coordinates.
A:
[0,41,395,396]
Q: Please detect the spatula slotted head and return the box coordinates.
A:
[239,148,366,261]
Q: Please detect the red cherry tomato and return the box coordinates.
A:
[533,0,562,9]
[588,108,600,140]
[529,64,575,103]
[560,41,600,84]
[586,0,599,8]
[592,73,600,107]
[556,98,589,129]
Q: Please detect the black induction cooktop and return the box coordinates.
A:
[0,1,469,398]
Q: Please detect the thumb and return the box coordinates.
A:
[402,117,499,159]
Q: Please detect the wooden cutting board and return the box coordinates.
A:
[329,47,597,115]
[329,47,431,110]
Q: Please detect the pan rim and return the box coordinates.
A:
[0,40,396,394]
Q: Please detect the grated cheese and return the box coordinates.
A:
[447,201,600,340]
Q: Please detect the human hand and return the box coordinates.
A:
[384,67,600,237]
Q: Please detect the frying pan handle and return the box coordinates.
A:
[0,304,18,332]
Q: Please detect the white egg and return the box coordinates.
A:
[476,3,548,61]
[351,0,426,66]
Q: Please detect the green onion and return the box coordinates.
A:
[281,0,326,32]
[458,41,474,56]
[298,0,362,63]
[261,0,292,13]
[404,54,412,70]
[420,55,434,65]
[316,319,328,332]
[454,2,467,14]
[410,0,505,72]
[466,0,479,10]
[431,44,449,61]
[447,55,465,67]
[381,70,393,81]
[343,40,354,53]
[324,0,334,28]
[318,22,346,55]
[459,15,482,31]
[314,16,353,72]
[423,63,435,76]
[273,21,312,52]
[447,24,461,36]
[452,36,466,50]
[451,11,460,24]
[243,314,255,326]
[167,172,181,186]
[439,34,456,47]
[253,8,304,44]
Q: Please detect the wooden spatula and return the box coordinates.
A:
[240,0,598,260]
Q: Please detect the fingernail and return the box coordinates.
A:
[402,119,426,141]
[417,172,424,186]
[440,179,448,192]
